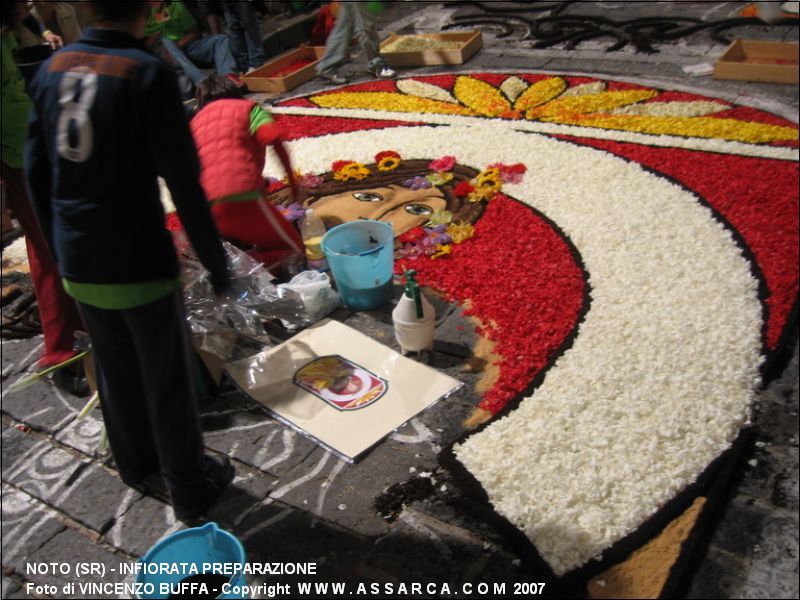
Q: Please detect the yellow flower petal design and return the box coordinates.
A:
[513,77,567,112]
[545,114,800,143]
[611,101,729,118]
[453,76,513,117]
[526,89,659,121]
[560,81,608,97]
[310,92,473,115]
[306,77,797,145]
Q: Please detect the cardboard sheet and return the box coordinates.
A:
[225,320,461,461]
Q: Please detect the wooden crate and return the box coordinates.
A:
[714,40,799,85]
[242,45,326,93]
[379,31,482,67]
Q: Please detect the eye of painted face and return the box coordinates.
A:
[405,204,433,216]
[353,192,384,202]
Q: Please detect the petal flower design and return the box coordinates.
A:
[311,91,473,115]
[560,81,608,97]
[499,76,530,103]
[611,100,730,117]
[526,89,659,121]
[303,75,799,144]
[553,114,800,143]
[453,76,513,117]
[513,76,567,112]
[397,78,459,103]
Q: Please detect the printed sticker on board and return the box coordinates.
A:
[293,355,388,411]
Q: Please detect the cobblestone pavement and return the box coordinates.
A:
[2,2,797,599]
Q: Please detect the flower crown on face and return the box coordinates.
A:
[329,152,527,203]
[277,152,527,231]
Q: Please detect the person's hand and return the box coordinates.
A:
[42,30,64,49]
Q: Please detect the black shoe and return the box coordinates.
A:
[172,456,235,522]
[120,464,160,486]
[319,70,349,85]
[50,367,91,397]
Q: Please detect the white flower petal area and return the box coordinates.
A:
[270,125,763,576]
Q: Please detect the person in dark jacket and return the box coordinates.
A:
[24,0,234,521]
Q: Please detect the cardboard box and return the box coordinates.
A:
[380,31,482,67]
[714,40,799,85]
[242,45,326,93]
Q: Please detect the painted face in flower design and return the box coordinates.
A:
[290,159,486,236]
[259,72,798,580]
[309,185,447,235]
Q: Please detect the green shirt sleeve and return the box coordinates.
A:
[249,105,274,136]
[144,7,167,37]
[1,33,32,169]
[163,1,197,41]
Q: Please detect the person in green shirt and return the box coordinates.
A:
[1,1,84,377]
[146,0,237,86]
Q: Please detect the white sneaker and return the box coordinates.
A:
[371,66,396,79]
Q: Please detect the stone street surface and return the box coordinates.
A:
[1,2,798,599]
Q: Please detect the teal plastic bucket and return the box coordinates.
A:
[321,220,394,310]
[135,522,246,599]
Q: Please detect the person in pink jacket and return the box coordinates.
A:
[189,75,303,270]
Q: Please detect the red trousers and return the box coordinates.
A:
[1,162,83,367]
[211,196,303,270]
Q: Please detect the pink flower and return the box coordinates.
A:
[429,155,456,173]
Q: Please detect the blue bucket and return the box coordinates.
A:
[321,220,394,310]
[135,522,246,599]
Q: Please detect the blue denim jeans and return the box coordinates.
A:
[162,34,237,85]
[220,1,265,71]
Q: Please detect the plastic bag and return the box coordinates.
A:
[180,240,307,362]
[278,270,341,324]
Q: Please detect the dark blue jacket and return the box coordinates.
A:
[25,27,227,287]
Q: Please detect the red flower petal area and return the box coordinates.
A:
[275,114,421,142]
[398,195,586,414]
[271,58,316,78]
[569,137,799,350]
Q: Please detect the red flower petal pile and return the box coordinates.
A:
[270,58,316,78]
[398,195,586,414]
[454,181,475,198]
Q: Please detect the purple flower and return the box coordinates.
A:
[397,244,423,259]
[402,176,433,190]
[421,225,449,245]
[429,232,452,245]
[280,203,306,223]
